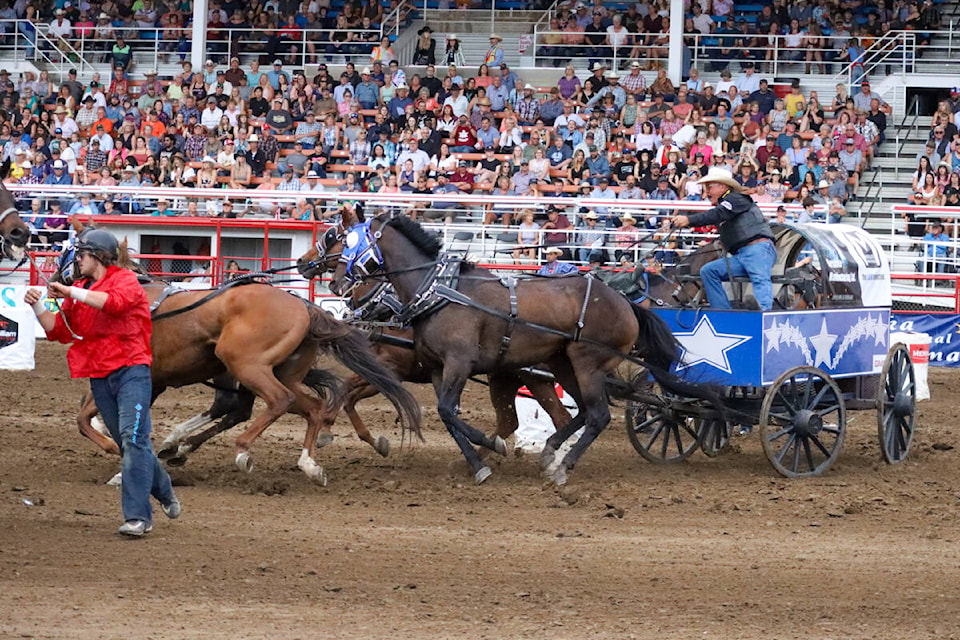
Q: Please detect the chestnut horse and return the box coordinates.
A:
[329,213,716,486]
[296,226,572,461]
[52,239,420,485]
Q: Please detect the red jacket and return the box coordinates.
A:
[46,266,152,379]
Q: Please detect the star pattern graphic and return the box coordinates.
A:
[809,318,838,368]
[762,314,889,371]
[674,315,751,374]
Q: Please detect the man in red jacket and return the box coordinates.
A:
[25,229,180,537]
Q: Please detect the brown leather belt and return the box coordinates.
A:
[744,237,773,247]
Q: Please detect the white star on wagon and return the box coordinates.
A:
[674,315,751,374]
[809,318,837,368]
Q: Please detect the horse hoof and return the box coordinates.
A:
[315,432,334,448]
[165,455,187,467]
[539,446,557,471]
[235,451,254,473]
[474,466,493,485]
[374,435,390,457]
[493,436,507,456]
[308,467,328,486]
[548,463,568,486]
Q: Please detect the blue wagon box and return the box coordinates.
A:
[653,308,891,387]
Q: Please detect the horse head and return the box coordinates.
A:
[296,203,367,279]
[667,240,724,306]
[50,221,142,285]
[0,162,32,260]
[329,217,383,296]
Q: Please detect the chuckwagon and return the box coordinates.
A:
[626,223,918,478]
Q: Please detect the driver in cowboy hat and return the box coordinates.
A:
[537,246,578,276]
[670,166,776,310]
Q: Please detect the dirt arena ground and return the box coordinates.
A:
[3,342,960,639]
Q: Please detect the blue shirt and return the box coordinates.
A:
[538,260,578,276]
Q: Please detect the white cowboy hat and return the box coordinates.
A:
[621,212,636,222]
[697,167,742,190]
[545,247,564,255]
[489,33,502,40]
[591,62,606,71]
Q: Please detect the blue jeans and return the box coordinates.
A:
[90,364,174,524]
[700,239,777,310]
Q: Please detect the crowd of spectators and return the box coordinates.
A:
[17,0,392,67]
[902,88,960,278]
[0,0,916,266]
[536,0,941,71]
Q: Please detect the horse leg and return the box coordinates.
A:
[157,383,243,460]
[223,366,298,473]
[540,356,590,478]
[433,368,501,484]
[523,376,574,438]
[341,375,391,457]
[168,389,256,466]
[486,372,522,452]
[77,392,120,455]
[485,372,572,459]
[551,356,620,485]
[287,385,339,485]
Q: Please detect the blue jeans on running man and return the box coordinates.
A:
[700,239,777,310]
[90,364,175,525]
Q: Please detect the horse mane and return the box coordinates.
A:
[384,215,441,259]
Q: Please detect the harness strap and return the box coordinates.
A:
[496,276,519,362]
[151,277,263,322]
[149,285,185,314]
[573,274,593,342]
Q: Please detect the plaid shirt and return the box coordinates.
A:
[260,134,279,163]
[515,96,541,123]
[84,147,108,172]
[620,71,647,95]
[184,134,206,161]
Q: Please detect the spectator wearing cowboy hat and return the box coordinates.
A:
[484,33,504,67]
[670,166,776,310]
[538,246,578,276]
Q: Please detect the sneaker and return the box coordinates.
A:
[161,497,181,520]
[118,520,153,537]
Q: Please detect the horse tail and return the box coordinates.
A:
[306,305,423,440]
[302,368,348,413]
[630,303,681,370]
[629,303,725,416]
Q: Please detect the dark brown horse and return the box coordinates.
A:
[297,230,572,463]
[53,238,420,485]
[0,160,34,261]
[329,213,714,485]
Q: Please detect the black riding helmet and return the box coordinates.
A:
[75,228,119,263]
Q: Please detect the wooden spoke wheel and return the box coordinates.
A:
[877,343,916,464]
[698,418,731,458]
[625,391,701,464]
[759,367,846,478]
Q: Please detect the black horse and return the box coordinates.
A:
[0,160,33,261]
[330,213,717,485]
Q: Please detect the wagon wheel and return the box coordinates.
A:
[625,390,701,464]
[759,367,846,478]
[877,343,916,464]
[698,418,731,458]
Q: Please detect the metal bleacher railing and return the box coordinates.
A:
[0,20,394,73]
[9,183,957,309]
[527,28,919,81]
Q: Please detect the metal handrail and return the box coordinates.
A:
[894,94,923,180]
